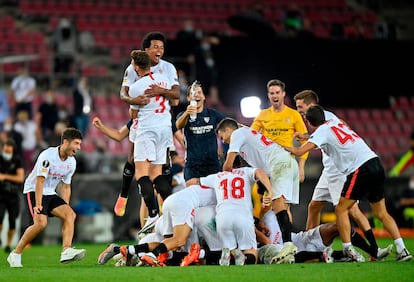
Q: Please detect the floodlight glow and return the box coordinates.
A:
[240,96,261,118]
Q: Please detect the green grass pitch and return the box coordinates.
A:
[1,238,413,282]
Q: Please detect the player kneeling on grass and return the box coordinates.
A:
[98,183,216,267]
[110,215,205,267]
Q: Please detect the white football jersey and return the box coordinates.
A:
[321,110,344,177]
[23,147,76,195]
[227,127,290,176]
[164,184,217,209]
[150,59,179,87]
[121,59,179,88]
[122,64,139,87]
[308,119,377,175]
[129,72,171,129]
[200,167,257,214]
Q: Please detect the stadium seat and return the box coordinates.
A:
[345,109,359,122]
[364,122,377,138]
[402,110,414,122]
[377,123,389,135]
[352,123,366,137]
[401,123,413,136]
[396,96,411,110]
[389,123,404,137]
[359,109,370,122]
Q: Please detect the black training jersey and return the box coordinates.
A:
[0,155,24,194]
[178,107,224,165]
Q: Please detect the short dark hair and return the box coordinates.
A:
[216,117,238,133]
[294,89,319,104]
[141,32,166,50]
[305,105,326,127]
[130,50,151,70]
[3,138,16,149]
[267,79,285,91]
[61,127,83,144]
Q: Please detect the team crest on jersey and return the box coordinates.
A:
[42,160,50,168]
[285,118,291,124]
[204,117,210,123]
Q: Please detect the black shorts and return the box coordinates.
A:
[24,192,67,219]
[0,192,20,228]
[184,162,221,181]
[341,157,385,203]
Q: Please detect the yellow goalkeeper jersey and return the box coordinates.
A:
[251,105,309,160]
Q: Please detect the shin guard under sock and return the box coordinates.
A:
[121,161,135,198]
[276,210,292,242]
[137,176,158,217]
[153,174,172,200]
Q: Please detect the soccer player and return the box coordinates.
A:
[114,31,180,227]
[127,50,175,230]
[216,117,299,263]
[97,184,216,267]
[293,90,388,260]
[250,79,306,229]
[7,128,85,267]
[251,79,308,183]
[284,105,412,262]
[92,114,184,225]
[256,220,392,264]
[198,163,273,265]
[175,81,225,185]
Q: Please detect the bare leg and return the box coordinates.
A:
[51,205,77,251]
[335,197,357,243]
[14,214,48,254]
[162,224,192,251]
[306,200,326,230]
[318,222,339,246]
[370,199,401,240]
[349,203,371,231]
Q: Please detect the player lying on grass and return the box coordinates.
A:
[255,214,393,263]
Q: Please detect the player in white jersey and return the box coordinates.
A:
[293,90,390,260]
[98,184,216,267]
[127,50,174,229]
[7,128,85,267]
[284,105,412,262]
[114,32,179,232]
[216,118,299,263]
[257,220,391,264]
[199,163,273,265]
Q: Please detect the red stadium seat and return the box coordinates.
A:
[396,96,411,110]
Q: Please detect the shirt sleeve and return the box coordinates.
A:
[166,64,179,87]
[294,111,310,160]
[35,152,50,178]
[228,129,243,153]
[250,113,262,132]
[122,65,138,87]
[199,174,216,189]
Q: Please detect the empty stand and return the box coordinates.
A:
[14,0,380,63]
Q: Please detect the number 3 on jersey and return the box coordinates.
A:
[220,177,245,200]
[155,96,166,113]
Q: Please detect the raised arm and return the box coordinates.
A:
[92,117,129,142]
